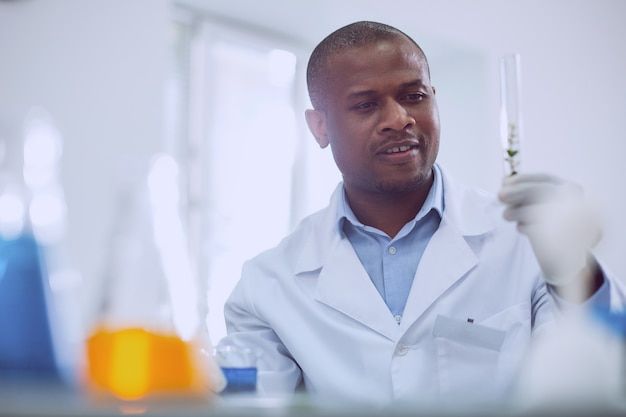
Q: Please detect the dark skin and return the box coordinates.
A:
[305,35,440,238]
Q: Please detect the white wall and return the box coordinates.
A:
[0,1,624,338]
[0,0,169,322]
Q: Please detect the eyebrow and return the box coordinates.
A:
[400,80,427,90]
[346,79,427,100]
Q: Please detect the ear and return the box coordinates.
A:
[305,109,329,148]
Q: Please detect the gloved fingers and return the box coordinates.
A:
[499,183,553,206]
[506,199,598,236]
[499,174,583,207]
[502,203,551,225]
[502,172,562,186]
[506,203,580,243]
[499,174,559,206]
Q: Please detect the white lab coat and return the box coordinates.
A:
[223,166,625,404]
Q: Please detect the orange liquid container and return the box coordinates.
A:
[86,327,211,401]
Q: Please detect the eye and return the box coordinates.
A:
[353,101,377,111]
[403,92,425,102]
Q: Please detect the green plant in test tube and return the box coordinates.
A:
[500,54,523,176]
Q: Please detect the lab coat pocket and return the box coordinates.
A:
[433,315,505,351]
[433,314,507,397]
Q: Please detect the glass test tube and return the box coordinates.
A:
[499,54,523,176]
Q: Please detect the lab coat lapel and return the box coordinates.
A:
[400,167,495,327]
[400,215,478,326]
[296,185,399,341]
[314,238,399,341]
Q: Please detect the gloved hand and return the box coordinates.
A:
[498,173,602,292]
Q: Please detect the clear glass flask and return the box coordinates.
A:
[84,153,224,404]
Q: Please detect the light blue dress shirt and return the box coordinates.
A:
[338,164,444,324]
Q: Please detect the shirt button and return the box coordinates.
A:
[388,246,397,255]
[396,344,409,356]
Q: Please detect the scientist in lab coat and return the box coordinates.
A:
[220,21,626,403]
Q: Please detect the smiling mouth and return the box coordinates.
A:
[385,145,415,154]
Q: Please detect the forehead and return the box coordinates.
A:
[325,37,429,92]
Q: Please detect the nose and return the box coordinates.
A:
[378,100,415,133]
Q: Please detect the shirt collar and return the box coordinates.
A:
[336,163,445,236]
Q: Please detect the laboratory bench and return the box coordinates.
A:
[2,382,626,417]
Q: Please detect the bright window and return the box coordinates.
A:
[168,10,340,342]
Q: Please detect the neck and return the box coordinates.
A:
[344,177,434,238]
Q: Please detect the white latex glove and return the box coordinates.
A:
[498,174,602,291]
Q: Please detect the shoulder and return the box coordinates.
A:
[225,204,333,319]
[239,199,336,287]
[253,209,326,262]
[247,183,344,272]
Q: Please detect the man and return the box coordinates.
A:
[220,21,625,404]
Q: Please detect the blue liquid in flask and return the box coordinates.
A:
[0,235,61,381]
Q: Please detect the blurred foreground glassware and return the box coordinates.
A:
[85,153,224,404]
[214,341,257,394]
[0,233,59,381]
[499,53,523,176]
[0,107,81,387]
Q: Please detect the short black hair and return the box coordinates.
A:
[306,21,430,111]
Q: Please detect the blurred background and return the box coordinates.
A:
[0,0,624,344]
